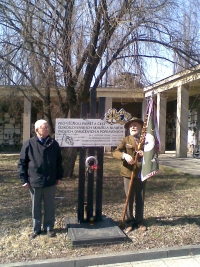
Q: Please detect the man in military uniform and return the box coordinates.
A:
[113,117,147,233]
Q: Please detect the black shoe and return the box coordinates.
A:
[29,231,41,239]
[124,219,137,233]
[125,219,137,228]
[47,230,55,237]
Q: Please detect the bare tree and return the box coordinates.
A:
[0,0,200,176]
[173,0,200,73]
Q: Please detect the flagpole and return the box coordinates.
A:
[120,152,140,229]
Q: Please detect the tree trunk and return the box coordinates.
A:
[61,147,77,178]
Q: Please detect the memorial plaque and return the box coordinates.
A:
[55,118,125,147]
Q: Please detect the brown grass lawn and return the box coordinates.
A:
[1,153,200,264]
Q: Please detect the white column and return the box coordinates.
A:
[23,96,31,143]
[142,99,147,120]
[105,97,112,114]
[105,97,112,152]
[176,85,189,157]
[157,93,167,154]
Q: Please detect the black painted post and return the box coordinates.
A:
[95,97,105,221]
[87,89,96,221]
[96,146,104,221]
[78,103,87,223]
[78,94,105,223]
[99,97,106,120]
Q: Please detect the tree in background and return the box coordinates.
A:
[0,0,200,176]
[173,0,200,73]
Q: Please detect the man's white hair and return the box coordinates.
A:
[35,119,48,130]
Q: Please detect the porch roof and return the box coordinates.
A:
[144,64,200,101]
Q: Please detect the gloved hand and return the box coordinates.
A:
[123,153,134,164]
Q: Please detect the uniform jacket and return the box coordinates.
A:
[17,136,63,187]
[113,135,143,178]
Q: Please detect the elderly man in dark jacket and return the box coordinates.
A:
[18,119,63,239]
[113,117,147,233]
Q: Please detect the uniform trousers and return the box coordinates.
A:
[123,176,146,224]
[30,185,56,233]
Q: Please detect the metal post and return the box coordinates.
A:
[87,89,96,221]
[78,103,87,223]
[95,97,105,221]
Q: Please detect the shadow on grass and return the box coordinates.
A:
[146,172,200,192]
[145,215,200,227]
[113,214,200,230]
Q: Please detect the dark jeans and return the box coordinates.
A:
[30,185,56,233]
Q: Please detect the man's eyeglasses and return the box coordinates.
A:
[40,126,49,130]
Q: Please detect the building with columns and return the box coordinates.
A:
[0,66,199,156]
[97,66,200,157]
[144,65,200,157]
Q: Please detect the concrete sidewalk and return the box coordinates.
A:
[88,254,200,267]
[159,151,200,176]
[2,245,200,267]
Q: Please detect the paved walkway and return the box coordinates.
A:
[159,151,200,176]
[3,246,200,267]
[88,254,200,267]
